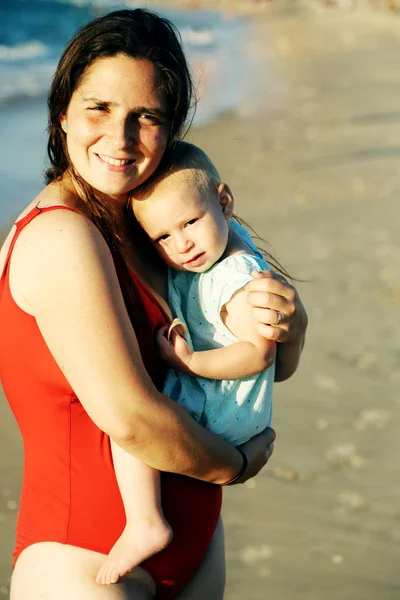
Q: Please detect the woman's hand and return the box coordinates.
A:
[227,427,276,485]
[246,270,308,381]
[246,270,307,342]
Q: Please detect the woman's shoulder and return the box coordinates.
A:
[7,184,113,312]
[15,182,100,246]
[13,208,108,280]
[1,183,90,281]
[13,180,74,220]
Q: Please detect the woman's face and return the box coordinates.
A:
[61,54,170,203]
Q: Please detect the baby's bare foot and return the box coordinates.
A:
[96,517,173,585]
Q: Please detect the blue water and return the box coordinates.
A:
[0,1,253,226]
[0,0,248,117]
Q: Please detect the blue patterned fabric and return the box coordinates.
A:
[163,221,275,446]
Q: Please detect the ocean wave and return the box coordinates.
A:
[0,85,48,107]
[0,41,50,62]
[0,61,55,104]
[53,0,134,7]
[180,26,215,47]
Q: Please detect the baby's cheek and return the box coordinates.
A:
[157,245,176,267]
[162,253,186,272]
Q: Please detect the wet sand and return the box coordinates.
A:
[1,4,400,598]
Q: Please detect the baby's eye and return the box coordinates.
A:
[185,218,197,226]
[156,234,170,242]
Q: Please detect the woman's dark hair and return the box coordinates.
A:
[46,8,195,244]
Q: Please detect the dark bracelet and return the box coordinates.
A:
[222,448,248,486]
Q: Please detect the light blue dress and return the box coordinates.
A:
[163,221,275,446]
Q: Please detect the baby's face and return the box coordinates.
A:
[135,180,230,272]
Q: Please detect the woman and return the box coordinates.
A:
[0,9,307,600]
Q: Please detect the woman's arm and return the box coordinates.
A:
[245,270,308,382]
[11,209,271,484]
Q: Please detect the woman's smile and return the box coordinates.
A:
[62,54,169,201]
[95,153,136,171]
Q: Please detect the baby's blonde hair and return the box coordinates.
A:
[132,141,293,280]
[132,141,220,206]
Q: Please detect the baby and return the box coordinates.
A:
[96,141,277,585]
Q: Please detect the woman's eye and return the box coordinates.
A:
[139,113,161,125]
[88,105,106,112]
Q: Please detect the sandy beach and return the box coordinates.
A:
[1,3,400,598]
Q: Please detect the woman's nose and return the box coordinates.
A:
[108,115,139,148]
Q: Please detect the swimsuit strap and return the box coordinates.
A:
[1,205,170,329]
[1,205,78,288]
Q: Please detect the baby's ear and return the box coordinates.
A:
[217,183,234,219]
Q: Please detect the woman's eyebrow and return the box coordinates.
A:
[82,96,111,104]
[81,96,168,118]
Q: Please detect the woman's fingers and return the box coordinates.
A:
[255,425,276,446]
[246,270,305,343]
[247,272,296,304]
[249,306,291,341]
[254,321,287,342]
[250,306,287,326]
[233,427,276,483]
[265,441,274,462]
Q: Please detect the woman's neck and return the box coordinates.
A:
[62,169,127,208]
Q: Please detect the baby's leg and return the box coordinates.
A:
[96,441,173,586]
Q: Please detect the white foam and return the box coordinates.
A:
[181,27,215,47]
[54,0,125,7]
[0,61,56,102]
[0,41,50,62]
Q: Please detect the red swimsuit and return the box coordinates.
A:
[0,206,222,599]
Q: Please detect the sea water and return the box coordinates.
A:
[0,0,252,226]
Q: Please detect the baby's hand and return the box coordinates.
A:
[156,321,193,374]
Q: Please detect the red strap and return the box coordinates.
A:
[1,205,78,285]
